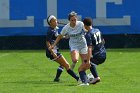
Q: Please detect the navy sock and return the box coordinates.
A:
[67,69,79,81]
[55,66,63,79]
[79,71,87,83]
[90,65,98,78]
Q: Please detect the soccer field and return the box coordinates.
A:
[0,49,139,93]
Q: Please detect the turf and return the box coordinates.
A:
[0,49,139,93]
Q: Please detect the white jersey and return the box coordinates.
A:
[61,21,87,54]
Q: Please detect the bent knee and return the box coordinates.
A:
[72,59,78,63]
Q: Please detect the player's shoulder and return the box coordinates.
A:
[75,21,84,29]
[94,28,100,32]
[62,23,70,29]
[47,27,55,34]
[76,21,83,25]
[77,21,83,24]
[91,28,100,33]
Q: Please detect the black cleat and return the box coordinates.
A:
[54,78,60,82]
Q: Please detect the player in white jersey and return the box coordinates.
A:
[49,11,90,85]
[61,20,87,59]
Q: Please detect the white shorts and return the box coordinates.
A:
[69,36,88,54]
[70,46,88,54]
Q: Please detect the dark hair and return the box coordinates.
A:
[68,11,77,20]
[83,17,93,26]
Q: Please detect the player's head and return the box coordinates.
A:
[83,17,93,31]
[68,11,77,20]
[83,17,93,26]
[68,11,77,27]
[47,15,58,28]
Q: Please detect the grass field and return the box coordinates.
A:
[0,49,139,93]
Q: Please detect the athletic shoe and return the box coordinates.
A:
[89,77,100,84]
[78,83,89,86]
[53,78,60,82]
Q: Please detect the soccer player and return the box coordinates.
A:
[46,15,79,82]
[83,17,106,84]
[50,11,90,86]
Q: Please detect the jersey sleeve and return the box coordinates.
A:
[60,26,68,36]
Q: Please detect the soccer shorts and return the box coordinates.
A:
[70,47,88,54]
[46,48,61,61]
[90,53,106,65]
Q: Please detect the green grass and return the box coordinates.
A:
[0,49,139,93]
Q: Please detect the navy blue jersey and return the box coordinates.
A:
[85,28,106,59]
[46,27,59,45]
[46,27,61,60]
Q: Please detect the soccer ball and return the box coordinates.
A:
[87,73,94,83]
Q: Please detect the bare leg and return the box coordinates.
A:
[55,55,79,81]
[70,50,79,70]
[78,54,90,84]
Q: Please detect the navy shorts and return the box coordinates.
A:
[46,48,61,61]
[90,53,106,65]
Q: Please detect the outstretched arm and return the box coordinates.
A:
[46,41,58,58]
[49,34,63,49]
[49,48,58,58]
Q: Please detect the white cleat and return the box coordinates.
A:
[78,83,89,86]
[89,77,101,84]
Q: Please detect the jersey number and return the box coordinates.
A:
[94,31,102,45]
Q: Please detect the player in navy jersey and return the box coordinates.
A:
[46,15,79,82]
[83,17,106,84]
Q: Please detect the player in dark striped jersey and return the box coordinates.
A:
[83,17,106,84]
[46,15,79,82]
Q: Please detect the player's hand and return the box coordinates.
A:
[51,45,55,49]
[49,45,54,50]
[48,46,52,50]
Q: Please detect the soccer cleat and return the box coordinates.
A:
[78,83,89,86]
[89,77,100,84]
[53,78,60,82]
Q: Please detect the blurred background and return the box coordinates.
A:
[0,0,140,50]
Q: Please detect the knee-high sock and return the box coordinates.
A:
[79,71,88,83]
[90,64,98,78]
[54,66,64,79]
[67,69,79,81]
